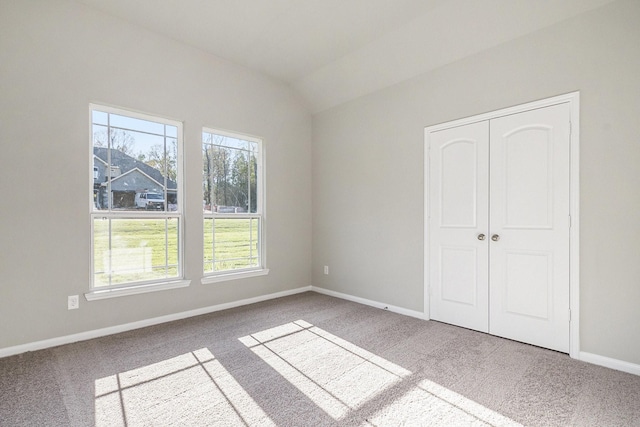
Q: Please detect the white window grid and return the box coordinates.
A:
[202,128,265,276]
[90,104,184,290]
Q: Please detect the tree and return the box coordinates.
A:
[143,140,178,182]
[93,128,135,155]
[203,135,232,208]
[231,152,249,208]
[203,135,258,212]
[230,151,257,212]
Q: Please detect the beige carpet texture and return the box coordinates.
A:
[1,292,639,426]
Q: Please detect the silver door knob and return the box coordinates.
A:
[477,234,486,241]
[491,234,500,241]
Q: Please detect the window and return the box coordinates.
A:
[89,104,187,298]
[202,129,265,279]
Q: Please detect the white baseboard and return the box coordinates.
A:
[311,287,640,377]
[579,351,640,376]
[0,286,312,359]
[4,285,638,378]
[310,286,426,320]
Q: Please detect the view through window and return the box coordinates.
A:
[202,129,263,275]
[91,105,183,289]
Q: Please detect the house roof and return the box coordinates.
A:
[93,147,177,190]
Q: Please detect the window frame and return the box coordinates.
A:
[201,127,268,283]
[87,104,189,300]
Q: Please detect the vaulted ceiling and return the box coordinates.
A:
[75,0,615,112]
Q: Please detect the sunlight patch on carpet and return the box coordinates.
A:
[241,320,522,425]
[94,348,275,426]
[240,320,411,420]
[362,379,522,426]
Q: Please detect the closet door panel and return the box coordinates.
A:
[489,103,571,353]
[429,122,489,333]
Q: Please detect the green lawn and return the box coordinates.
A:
[93,217,258,287]
[204,218,259,272]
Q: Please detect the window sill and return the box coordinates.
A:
[201,268,269,285]
[85,279,191,301]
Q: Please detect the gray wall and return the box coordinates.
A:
[0,0,312,348]
[2,0,639,368]
[312,0,640,365]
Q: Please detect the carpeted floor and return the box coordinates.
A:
[1,292,639,426]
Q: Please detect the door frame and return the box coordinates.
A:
[424,92,580,358]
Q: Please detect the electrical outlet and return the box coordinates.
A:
[323,265,329,275]
[68,295,79,310]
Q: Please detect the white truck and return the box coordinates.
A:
[134,192,165,210]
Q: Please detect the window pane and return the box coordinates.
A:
[108,113,165,135]
[202,133,257,214]
[213,218,259,271]
[92,124,109,210]
[93,217,110,287]
[249,148,258,213]
[167,217,179,267]
[217,135,247,151]
[92,110,108,126]
[92,218,179,287]
[166,137,178,211]
[203,218,214,273]
[166,125,178,139]
[91,110,180,213]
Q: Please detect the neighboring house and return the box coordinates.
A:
[93,147,177,209]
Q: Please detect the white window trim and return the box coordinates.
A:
[202,127,267,279]
[201,269,269,285]
[89,104,187,298]
[85,279,191,301]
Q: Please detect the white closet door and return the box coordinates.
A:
[429,121,489,333]
[488,103,571,353]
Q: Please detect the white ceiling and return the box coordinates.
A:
[75,0,615,112]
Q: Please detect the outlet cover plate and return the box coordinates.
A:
[68,295,79,310]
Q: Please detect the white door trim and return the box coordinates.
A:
[424,92,580,358]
